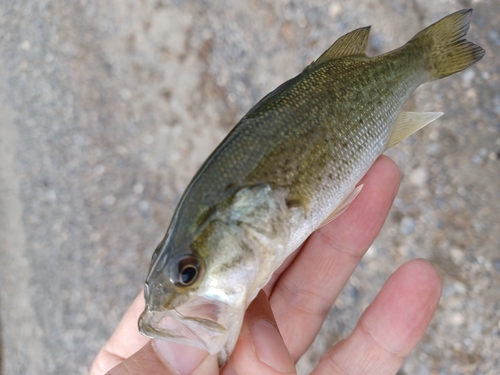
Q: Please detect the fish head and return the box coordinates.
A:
[138,218,260,357]
[139,184,291,360]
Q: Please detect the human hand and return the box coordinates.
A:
[90,156,442,375]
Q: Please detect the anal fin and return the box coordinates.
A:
[318,184,364,229]
[386,111,443,150]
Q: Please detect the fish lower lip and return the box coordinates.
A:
[139,307,228,354]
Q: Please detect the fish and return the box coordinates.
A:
[138,9,484,364]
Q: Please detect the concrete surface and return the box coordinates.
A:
[0,0,499,374]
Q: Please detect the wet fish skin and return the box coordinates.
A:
[138,9,484,364]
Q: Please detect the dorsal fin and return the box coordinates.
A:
[312,26,371,67]
[245,26,371,117]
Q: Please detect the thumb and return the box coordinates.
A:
[106,339,218,375]
[223,290,296,375]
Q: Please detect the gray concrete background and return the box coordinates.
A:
[0,0,499,374]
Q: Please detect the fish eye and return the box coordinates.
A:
[179,264,197,285]
[172,255,200,287]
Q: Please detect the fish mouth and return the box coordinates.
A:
[138,297,234,354]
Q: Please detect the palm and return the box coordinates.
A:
[90,156,441,375]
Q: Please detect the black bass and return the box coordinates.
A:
[139,9,484,363]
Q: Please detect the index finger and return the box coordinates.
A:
[269,155,401,360]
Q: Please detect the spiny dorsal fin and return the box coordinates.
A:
[386,111,443,150]
[313,26,371,67]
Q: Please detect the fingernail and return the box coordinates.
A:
[153,339,209,375]
[251,320,294,373]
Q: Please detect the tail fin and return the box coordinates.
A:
[408,9,485,81]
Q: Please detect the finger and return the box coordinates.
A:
[223,290,296,375]
[105,340,217,375]
[91,290,218,375]
[105,341,172,375]
[90,291,150,375]
[269,156,401,360]
[312,259,442,375]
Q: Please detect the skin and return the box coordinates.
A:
[90,156,442,375]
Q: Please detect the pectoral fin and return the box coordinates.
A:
[386,111,443,150]
[318,184,363,229]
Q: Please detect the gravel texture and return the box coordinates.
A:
[0,1,499,374]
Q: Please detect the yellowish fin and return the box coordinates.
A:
[304,26,371,73]
[408,8,485,81]
[316,26,370,61]
[386,111,443,149]
[318,184,364,229]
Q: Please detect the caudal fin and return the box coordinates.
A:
[409,9,485,81]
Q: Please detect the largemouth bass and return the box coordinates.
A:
[139,9,484,363]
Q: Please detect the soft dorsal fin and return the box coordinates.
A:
[313,26,371,67]
[246,26,371,114]
[386,111,443,150]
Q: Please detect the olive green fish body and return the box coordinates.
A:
[139,9,484,364]
[171,50,423,252]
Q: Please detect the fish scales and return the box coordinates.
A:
[138,9,485,365]
[177,52,425,253]
[179,53,421,243]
